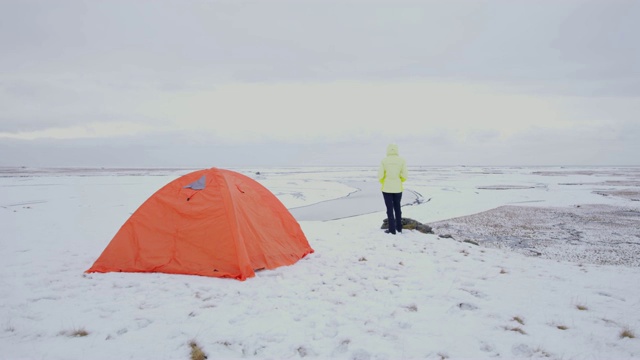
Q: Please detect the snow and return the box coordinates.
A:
[1,166,639,359]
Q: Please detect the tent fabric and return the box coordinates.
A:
[86,168,314,280]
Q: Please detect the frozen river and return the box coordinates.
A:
[289,180,422,221]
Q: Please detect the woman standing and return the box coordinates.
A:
[378,143,408,234]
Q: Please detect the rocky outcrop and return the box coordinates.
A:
[381,218,433,234]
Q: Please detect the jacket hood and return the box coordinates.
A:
[386,143,399,156]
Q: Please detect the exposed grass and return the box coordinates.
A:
[72,329,89,337]
[59,328,89,337]
[620,328,636,339]
[505,326,527,335]
[571,297,590,311]
[189,340,207,360]
[512,316,525,325]
[533,346,553,358]
[404,304,418,312]
[297,346,308,357]
[3,322,15,333]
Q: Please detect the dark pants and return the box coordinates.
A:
[382,192,403,234]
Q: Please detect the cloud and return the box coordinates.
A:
[2,78,637,147]
[0,80,578,139]
[0,122,157,140]
[3,116,639,168]
[1,0,638,167]
[2,0,638,85]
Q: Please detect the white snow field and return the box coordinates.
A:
[1,166,639,360]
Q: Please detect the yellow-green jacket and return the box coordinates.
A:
[378,144,408,193]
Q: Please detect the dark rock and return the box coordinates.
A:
[463,239,479,246]
[439,234,455,239]
[381,218,434,234]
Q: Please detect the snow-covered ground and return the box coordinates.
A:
[1,166,639,359]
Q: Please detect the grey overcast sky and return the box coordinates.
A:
[1,0,639,167]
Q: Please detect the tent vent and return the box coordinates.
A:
[184,175,206,190]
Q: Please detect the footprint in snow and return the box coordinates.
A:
[460,288,488,299]
[457,302,479,311]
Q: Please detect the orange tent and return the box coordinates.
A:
[86,168,314,280]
